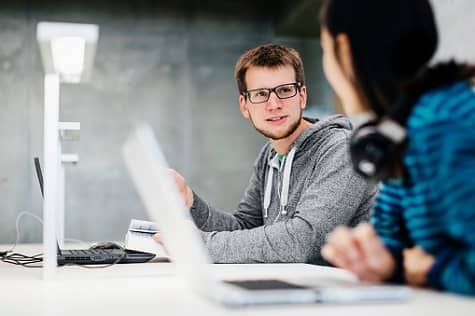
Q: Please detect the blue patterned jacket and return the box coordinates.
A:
[372,81,475,295]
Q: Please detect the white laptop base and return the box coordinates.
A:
[122,124,410,307]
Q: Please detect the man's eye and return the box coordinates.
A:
[278,87,292,93]
[277,86,294,95]
[253,90,268,98]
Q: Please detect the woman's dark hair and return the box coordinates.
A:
[320,0,475,123]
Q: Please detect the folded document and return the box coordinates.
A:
[125,219,169,261]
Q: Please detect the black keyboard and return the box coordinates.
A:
[65,249,120,255]
[58,248,155,265]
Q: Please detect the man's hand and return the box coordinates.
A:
[169,169,194,209]
[321,223,395,283]
[153,233,163,245]
[152,233,169,255]
[403,246,435,287]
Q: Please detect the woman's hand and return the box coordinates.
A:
[322,223,396,282]
[403,246,435,287]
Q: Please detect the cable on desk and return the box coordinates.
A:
[0,211,44,268]
[1,251,43,268]
[1,211,128,269]
[6,211,43,253]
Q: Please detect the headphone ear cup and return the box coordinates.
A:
[350,124,399,181]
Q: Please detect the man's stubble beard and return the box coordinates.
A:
[248,107,303,140]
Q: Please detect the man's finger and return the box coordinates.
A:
[153,233,163,244]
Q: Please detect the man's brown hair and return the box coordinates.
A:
[234,44,306,95]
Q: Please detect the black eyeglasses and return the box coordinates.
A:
[243,82,302,104]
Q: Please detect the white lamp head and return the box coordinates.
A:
[37,22,99,83]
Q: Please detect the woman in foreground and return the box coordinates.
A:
[319,0,475,295]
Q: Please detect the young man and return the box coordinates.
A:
[159,44,377,265]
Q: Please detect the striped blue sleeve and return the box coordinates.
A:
[424,124,475,295]
[371,181,409,282]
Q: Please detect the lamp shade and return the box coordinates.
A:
[37,22,99,83]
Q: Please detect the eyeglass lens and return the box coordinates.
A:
[248,83,298,104]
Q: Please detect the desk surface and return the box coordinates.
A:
[2,244,474,316]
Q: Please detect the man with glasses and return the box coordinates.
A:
[158,44,377,264]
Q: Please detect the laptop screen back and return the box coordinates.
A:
[122,125,217,291]
[34,157,63,255]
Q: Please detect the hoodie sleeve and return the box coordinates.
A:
[189,149,266,231]
[198,131,377,264]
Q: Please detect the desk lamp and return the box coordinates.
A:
[37,22,99,279]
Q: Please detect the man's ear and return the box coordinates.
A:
[299,85,307,110]
[239,94,250,119]
[335,33,355,80]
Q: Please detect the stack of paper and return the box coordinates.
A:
[124,219,169,261]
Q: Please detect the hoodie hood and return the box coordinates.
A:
[293,114,352,153]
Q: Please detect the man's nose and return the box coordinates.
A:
[266,91,282,110]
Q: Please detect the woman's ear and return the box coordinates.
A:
[335,33,356,80]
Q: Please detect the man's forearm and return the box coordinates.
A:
[200,215,329,264]
[191,193,261,231]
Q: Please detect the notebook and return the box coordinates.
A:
[122,124,411,307]
[33,157,155,265]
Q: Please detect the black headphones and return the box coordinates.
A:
[349,117,407,182]
[349,92,421,182]
[349,62,466,182]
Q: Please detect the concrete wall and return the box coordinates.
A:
[430,0,475,63]
[0,2,332,243]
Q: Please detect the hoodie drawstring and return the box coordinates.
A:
[280,147,296,215]
[263,146,297,218]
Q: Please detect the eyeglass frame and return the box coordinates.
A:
[242,82,303,104]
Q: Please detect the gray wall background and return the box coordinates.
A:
[0,1,334,243]
[430,0,475,63]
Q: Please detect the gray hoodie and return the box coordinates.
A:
[190,115,378,265]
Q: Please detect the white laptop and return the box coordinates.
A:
[122,124,410,307]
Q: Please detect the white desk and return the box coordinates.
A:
[2,244,474,316]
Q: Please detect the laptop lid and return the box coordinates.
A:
[122,125,217,293]
[33,158,62,255]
